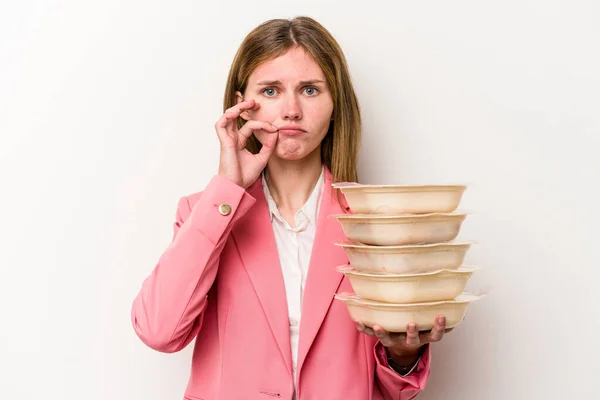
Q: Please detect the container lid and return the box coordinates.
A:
[334,292,485,307]
[336,265,479,278]
[334,240,476,250]
[332,182,467,192]
[329,211,468,221]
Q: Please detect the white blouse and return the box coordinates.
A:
[261,166,325,390]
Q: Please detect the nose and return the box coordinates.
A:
[282,94,302,120]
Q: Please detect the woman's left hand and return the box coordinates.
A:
[355,315,452,361]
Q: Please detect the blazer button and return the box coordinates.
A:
[218,204,232,216]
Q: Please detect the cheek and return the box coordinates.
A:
[305,99,333,123]
[247,103,277,124]
[311,109,334,136]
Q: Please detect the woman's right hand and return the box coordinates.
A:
[215,99,279,189]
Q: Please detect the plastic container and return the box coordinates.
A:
[334,292,482,332]
[335,241,472,274]
[332,182,466,214]
[337,266,477,303]
[330,212,467,246]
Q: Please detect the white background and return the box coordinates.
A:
[1,1,599,399]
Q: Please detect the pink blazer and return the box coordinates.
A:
[131,167,431,400]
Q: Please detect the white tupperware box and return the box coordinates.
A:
[337,266,477,303]
[334,292,483,332]
[332,182,466,215]
[335,241,473,274]
[330,212,467,246]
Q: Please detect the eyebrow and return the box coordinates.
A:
[255,79,325,86]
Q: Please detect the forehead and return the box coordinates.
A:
[248,47,325,84]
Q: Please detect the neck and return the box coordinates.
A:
[265,148,323,213]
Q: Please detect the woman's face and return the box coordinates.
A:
[237,46,334,161]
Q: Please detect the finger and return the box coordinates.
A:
[427,315,446,342]
[253,131,279,165]
[355,320,366,333]
[405,323,420,347]
[238,120,278,141]
[224,100,260,120]
[225,99,258,116]
[216,100,258,129]
[355,320,376,336]
[372,324,394,347]
[431,315,446,342]
[238,99,260,120]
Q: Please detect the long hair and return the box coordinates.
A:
[223,16,361,186]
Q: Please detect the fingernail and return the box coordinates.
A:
[439,316,446,324]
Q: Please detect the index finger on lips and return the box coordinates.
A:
[236,120,278,149]
[238,120,278,139]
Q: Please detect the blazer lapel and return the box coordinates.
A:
[297,168,351,375]
[231,178,292,372]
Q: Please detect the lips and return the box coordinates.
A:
[277,126,306,136]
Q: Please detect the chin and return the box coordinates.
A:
[274,149,308,161]
[272,141,309,160]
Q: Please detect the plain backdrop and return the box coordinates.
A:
[1,1,599,399]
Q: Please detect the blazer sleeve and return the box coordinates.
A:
[131,175,256,353]
[374,341,431,400]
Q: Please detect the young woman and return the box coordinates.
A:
[131,16,451,400]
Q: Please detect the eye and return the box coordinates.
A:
[262,88,277,97]
[304,86,319,96]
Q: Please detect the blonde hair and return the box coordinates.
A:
[223,16,361,185]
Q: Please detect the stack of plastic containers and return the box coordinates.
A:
[331,183,483,332]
